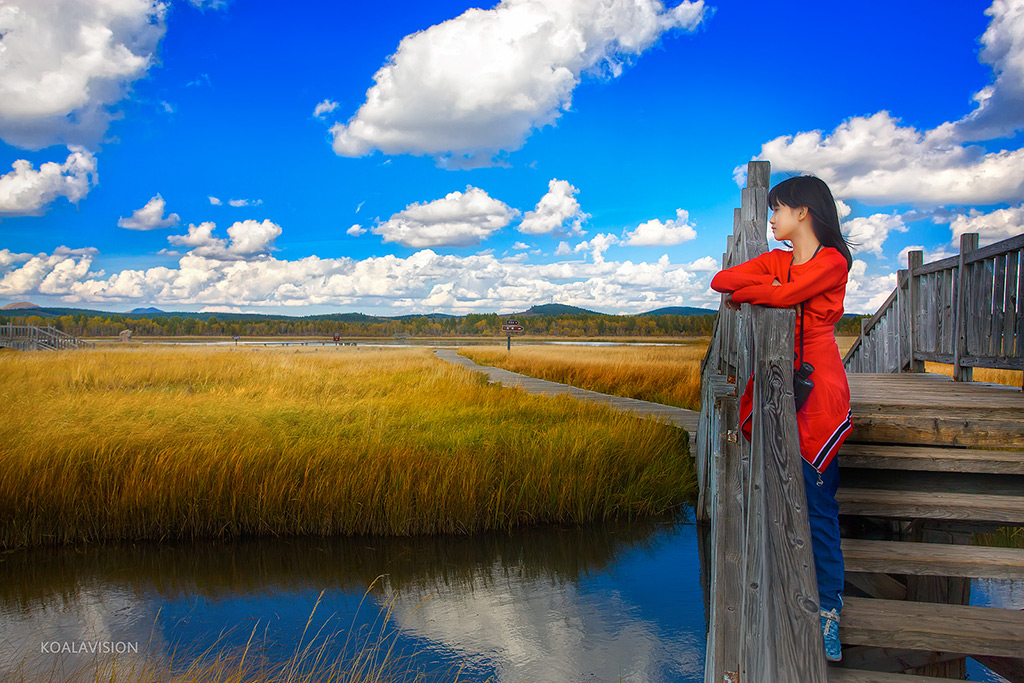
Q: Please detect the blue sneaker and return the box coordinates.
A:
[820,608,842,662]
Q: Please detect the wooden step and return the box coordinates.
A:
[842,539,1024,579]
[828,668,963,682]
[837,489,1024,524]
[849,413,1024,449]
[839,597,1024,658]
[839,443,1024,474]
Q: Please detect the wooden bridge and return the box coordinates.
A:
[697,162,1024,682]
[0,323,89,351]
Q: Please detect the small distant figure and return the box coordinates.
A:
[233,335,240,346]
[333,332,340,345]
[118,329,132,343]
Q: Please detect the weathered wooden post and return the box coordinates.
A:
[906,250,925,372]
[954,233,979,381]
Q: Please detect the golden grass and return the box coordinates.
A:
[461,343,706,410]
[0,346,693,549]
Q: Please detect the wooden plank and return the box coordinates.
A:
[841,539,1024,579]
[953,233,978,382]
[907,252,924,370]
[838,443,1024,474]
[958,354,1024,370]
[914,255,959,276]
[707,396,744,683]
[1018,247,1024,359]
[836,646,967,674]
[837,488,1024,524]
[962,231,1024,264]
[828,667,965,682]
[744,307,826,682]
[1004,249,1019,359]
[992,252,1007,357]
[839,596,1024,658]
[848,412,1024,449]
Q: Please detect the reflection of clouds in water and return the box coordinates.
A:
[382,562,703,683]
[0,586,166,682]
[973,579,1024,610]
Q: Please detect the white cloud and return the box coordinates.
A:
[227,198,262,208]
[187,0,228,11]
[347,223,367,237]
[622,208,697,246]
[512,242,530,250]
[118,194,180,230]
[0,147,97,216]
[313,99,339,118]
[209,196,222,205]
[0,246,98,297]
[0,249,32,268]
[744,1,1024,207]
[685,255,719,272]
[844,212,908,256]
[330,0,707,164]
[373,186,517,248]
[199,305,242,313]
[574,233,619,263]
[519,179,588,235]
[0,0,167,149]
[949,205,1024,246]
[844,259,899,314]
[836,200,852,220]
[952,0,1024,142]
[166,220,281,261]
[555,241,571,256]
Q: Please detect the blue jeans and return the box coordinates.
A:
[803,458,844,613]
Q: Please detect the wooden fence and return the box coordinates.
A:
[0,323,89,351]
[697,161,826,682]
[844,232,1024,383]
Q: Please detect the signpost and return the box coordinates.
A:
[501,319,524,351]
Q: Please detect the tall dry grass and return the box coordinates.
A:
[0,346,693,549]
[461,344,706,410]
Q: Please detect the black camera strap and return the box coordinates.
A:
[788,243,823,365]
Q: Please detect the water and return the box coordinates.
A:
[0,516,708,682]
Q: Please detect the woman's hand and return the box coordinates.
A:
[771,278,782,286]
[722,292,740,311]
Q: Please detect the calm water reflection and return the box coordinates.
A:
[0,515,706,682]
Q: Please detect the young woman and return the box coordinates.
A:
[710,175,854,662]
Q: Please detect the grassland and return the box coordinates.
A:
[0,346,694,549]
[462,343,706,410]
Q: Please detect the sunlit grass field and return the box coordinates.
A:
[463,336,1022,410]
[462,343,707,410]
[0,346,694,549]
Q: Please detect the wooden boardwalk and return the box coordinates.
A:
[698,162,1024,682]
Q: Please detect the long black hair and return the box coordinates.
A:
[767,175,854,271]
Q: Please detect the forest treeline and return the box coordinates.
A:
[0,310,868,338]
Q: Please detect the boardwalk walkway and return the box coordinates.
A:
[434,349,700,445]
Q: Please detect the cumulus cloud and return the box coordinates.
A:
[574,233,619,262]
[952,0,1024,142]
[0,245,98,297]
[518,179,588,235]
[843,212,908,256]
[313,99,339,118]
[742,2,1024,206]
[209,196,222,205]
[512,242,530,250]
[555,241,571,256]
[949,204,1024,246]
[330,0,707,164]
[0,0,167,149]
[227,198,262,208]
[373,186,518,248]
[166,220,282,261]
[897,244,958,267]
[0,147,97,217]
[347,224,367,237]
[622,208,697,246]
[118,194,179,230]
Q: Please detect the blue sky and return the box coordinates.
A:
[1,0,1021,315]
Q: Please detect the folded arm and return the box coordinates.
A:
[731,257,846,307]
[710,252,777,293]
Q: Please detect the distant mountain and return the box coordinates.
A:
[639,306,716,316]
[514,304,603,317]
[129,307,165,314]
[1,301,40,310]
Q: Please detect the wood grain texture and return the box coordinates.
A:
[842,539,1024,579]
[838,443,1024,474]
[827,668,966,682]
[839,597,1024,658]
[837,488,1024,523]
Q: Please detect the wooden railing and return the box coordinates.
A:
[0,323,89,351]
[697,161,826,682]
[844,232,1023,383]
